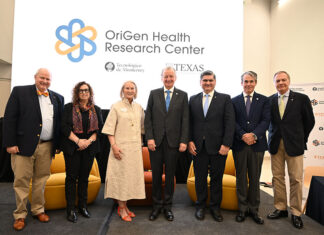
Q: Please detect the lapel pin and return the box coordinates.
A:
[256,97,259,101]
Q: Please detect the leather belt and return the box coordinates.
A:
[39,139,52,144]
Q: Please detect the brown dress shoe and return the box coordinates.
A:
[13,218,25,231]
[35,212,50,222]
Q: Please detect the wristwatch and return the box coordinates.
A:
[253,134,258,141]
[89,138,94,144]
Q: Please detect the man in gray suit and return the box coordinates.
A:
[145,66,189,221]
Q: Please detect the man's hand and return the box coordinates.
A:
[179,143,187,152]
[188,141,197,156]
[219,145,230,156]
[242,133,256,145]
[7,146,19,154]
[147,139,156,151]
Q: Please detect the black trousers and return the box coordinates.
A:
[64,150,94,212]
[193,142,227,209]
[233,145,264,213]
[149,137,178,210]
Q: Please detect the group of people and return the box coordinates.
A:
[2,67,314,231]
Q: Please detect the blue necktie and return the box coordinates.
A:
[166,90,171,111]
[203,94,209,117]
[246,95,251,116]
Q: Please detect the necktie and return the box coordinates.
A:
[246,95,251,116]
[37,90,49,97]
[203,94,209,117]
[165,90,171,111]
[279,95,285,119]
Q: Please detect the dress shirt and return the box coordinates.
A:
[243,91,254,105]
[277,90,290,110]
[164,86,175,100]
[38,89,54,141]
[202,90,214,109]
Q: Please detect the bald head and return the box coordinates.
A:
[34,68,52,92]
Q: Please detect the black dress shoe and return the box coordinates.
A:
[149,208,161,221]
[267,209,288,219]
[195,208,205,220]
[210,208,223,222]
[164,209,174,221]
[250,212,264,224]
[235,211,247,222]
[78,208,91,218]
[67,210,78,223]
[291,215,303,229]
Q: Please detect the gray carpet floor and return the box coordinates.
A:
[0,183,323,235]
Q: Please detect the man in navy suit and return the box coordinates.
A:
[267,71,315,229]
[145,66,189,221]
[232,71,270,224]
[188,70,235,222]
[3,68,64,231]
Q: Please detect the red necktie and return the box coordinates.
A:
[37,90,49,97]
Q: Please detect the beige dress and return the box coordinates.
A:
[102,98,145,200]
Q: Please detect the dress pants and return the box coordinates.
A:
[149,136,178,210]
[64,149,94,212]
[193,142,227,209]
[233,145,264,213]
[271,139,303,216]
[11,141,53,219]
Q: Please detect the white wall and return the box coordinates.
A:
[270,0,324,91]
[243,0,272,96]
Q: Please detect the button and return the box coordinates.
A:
[37,134,40,137]
[40,124,42,127]
[247,121,250,124]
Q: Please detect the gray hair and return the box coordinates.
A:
[241,71,257,83]
[273,71,290,81]
[161,66,176,77]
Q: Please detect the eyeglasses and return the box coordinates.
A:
[79,89,89,94]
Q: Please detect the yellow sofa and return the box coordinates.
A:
[29,152,101,210]
[187,150,238,210]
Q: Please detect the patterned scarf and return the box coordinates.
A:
[72,103,99,134]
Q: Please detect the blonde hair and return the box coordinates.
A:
[120,80,138,99]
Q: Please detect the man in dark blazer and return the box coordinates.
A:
[188,70,235,222]
[145,66,189,221]
[2,68,64,231]
[267,71,315,229]
[232,71,270,224]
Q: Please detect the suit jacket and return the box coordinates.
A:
[232,92,270,152]
[2,85,64,157]
[144,87,189,148]
[60,103,103,156]
[189,91,235,155]
[268,90,315,156]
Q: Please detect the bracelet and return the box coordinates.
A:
[111,143,116,147]
[76,139,80,145]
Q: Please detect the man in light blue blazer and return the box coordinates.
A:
[232,71,270,224]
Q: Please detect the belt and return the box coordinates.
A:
[39,139,52,144]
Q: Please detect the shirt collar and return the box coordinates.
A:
[243,91,254,98]
[203,90,214,97]
[164,86,174,93]
[278,89,290,98]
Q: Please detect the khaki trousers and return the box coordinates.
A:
[11,141,52,220]
[271,139,303,216]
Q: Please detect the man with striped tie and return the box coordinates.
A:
[188,70,235,222]
[232,71,270,224]
[267,71,315,229]
[145,66,189,221]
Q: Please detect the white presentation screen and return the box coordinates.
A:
[12,0,243,109]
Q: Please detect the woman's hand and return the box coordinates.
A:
[77,139,90,150]
[112,144,123,160]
